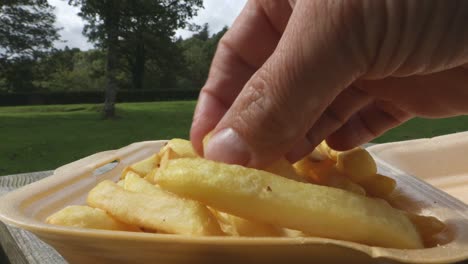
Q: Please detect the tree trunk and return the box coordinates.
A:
[103,5,120,119]
[131,30,145,90]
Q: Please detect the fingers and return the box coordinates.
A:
[204,1,366,167]
[285,86,372,162]
[190,0,292,155]
[359,67,468,117]
[326,101,412,151]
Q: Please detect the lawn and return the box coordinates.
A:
[1,101,468,175]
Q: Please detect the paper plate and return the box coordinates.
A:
[0,139,467,264]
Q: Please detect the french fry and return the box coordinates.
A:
[159,138,198,159]
[116,179,125,187]
[316,141,339,161]
[323,171,367,196]
[144,147,175,183]
[406,213,447,247]
[335,148,377,183]
[294,157,365,195]
[360,174,396,198]
[209,209,283,237]
[87,180,223,236]
[156,158,423,249]
[46,205,140,232]
[265,158,307,182]
[120,153,159,180]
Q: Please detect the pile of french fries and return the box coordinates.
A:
[47,139,446,249]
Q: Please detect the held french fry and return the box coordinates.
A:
[46,205,140,232]
[156,158,423,249]
[316,141,339,161]
[360,174,397,198]
[87,180,223,236]
[335,148,377,183]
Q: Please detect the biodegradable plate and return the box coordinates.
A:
[0,140,467,264]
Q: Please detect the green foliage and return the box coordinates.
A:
[0,0,229,96]
[0,0,60,61]
[0,0,60,92]
[178,25,228,89]
[34,48,107,91]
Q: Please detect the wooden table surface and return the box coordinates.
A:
[0,171,65,264]
[1,169,467,264]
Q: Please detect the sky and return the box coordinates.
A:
[49,0,247,50]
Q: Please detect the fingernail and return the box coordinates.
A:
[204,128,251,166]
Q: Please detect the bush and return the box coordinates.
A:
[0,89,200,106]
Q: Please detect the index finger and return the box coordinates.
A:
[190,0,292,155]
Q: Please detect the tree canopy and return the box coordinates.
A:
[0,0,60,92]
[0,0,229,114]
[0,0,60,62]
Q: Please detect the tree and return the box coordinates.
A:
[118,1,203,91]
[69,0,122,118]
[178,25,228,89]
[70,0,203,118]
[0,0,60,92]
[34,47,107,91]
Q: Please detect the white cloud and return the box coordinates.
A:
[176,0,247,39]
[49,0,94,50]
[49,0,247,50]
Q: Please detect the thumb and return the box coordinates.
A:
[204,1,366,168]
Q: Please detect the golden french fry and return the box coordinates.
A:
[116,179,125,187]
[124,153,159,178]
[87,180,223,236]
[323,172,367,196]
[360,174,396,198]
[406,213,447,247]
[143,168,158,184]
[119,166,137,180]
[209,209,283,237]
[146,139,199,183]
[265,158,307,182]
[159,138,198,159]
[335,148,377,183]
[294,157,365,195]
[156,158,423,249]
[316,141,339,161]
[46,205,140,232]
[307,148,327,161]
[282,228,306,237]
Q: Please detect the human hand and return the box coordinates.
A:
[190,0,468,168]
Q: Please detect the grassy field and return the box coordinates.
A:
[1,101,468,175]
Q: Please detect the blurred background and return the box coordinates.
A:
[1,0,467,176]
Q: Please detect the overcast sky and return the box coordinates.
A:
[49,0,247,50]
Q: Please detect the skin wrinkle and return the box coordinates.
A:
[395,1,433,75]
[373,101,410,124]
[435,1,468,71]
[378,0,406,76]
[217,40,262,74]
[194,0,468,165]
[427,1,456,73]
[256,0,285,36]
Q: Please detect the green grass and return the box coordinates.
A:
[1,101,196,175]
[1,102,468,175]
